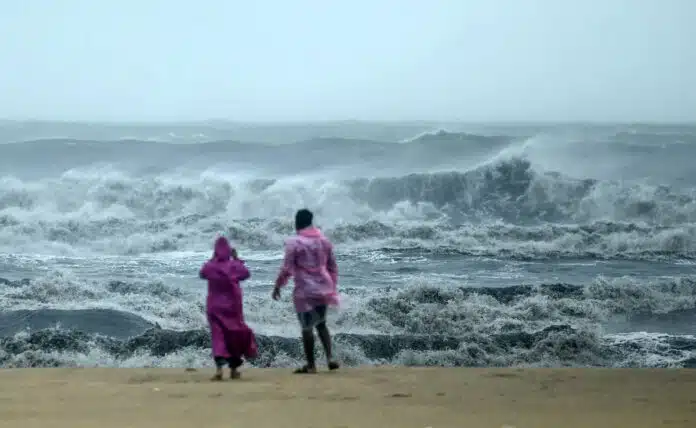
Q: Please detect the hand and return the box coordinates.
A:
[271,286,281,301]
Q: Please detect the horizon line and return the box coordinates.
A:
[1,118,695,126]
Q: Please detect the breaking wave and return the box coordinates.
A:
[0,152,694,260]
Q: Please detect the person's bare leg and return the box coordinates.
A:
[295,329,317,373]
[316,322,339,370]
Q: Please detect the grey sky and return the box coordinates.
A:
[1,0,694,122]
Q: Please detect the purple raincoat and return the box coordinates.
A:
[275,226,340,313]
[199,237,257,361]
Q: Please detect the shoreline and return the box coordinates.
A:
[1,367,695,428]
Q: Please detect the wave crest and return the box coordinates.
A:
[1,155,694,258]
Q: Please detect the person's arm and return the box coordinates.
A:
[325,241,338,286]
[274,242,295,288]
[232,260,251,282]
[272,242,295,300]
[199,262,211,279]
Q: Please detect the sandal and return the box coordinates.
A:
[328,361,340,371]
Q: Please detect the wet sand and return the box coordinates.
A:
[1,367,695,428]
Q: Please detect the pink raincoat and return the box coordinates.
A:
[200,237,258,361]
[275,226,340,313]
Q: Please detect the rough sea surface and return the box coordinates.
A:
[1,121,695,369]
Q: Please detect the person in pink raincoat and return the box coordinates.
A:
[272,208,340,374]
[200,236,258,380]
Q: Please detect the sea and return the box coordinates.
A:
[0,120,695,369]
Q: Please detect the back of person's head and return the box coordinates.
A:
[213,236,232,261]
[295,208,313,231]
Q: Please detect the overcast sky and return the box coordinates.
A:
[1,0,694,122]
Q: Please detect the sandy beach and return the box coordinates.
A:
[0,367,694,428]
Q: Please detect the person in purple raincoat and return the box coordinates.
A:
[199,236,257,380]
[273,209,340,374]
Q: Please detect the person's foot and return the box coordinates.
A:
[328,360,340,371]
[293,365,317,374]
[210,370,223,381]
[229,369,241,379]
